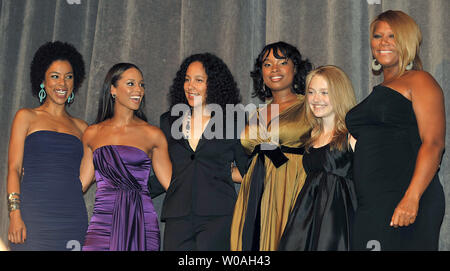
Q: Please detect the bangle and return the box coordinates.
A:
[8,203,20,213]
[8,192,20,201]
[7,193,20,213]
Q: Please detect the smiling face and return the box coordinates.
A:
[371,21,400,70]
[42,60,74,105]
[306,74,335,122]
[261,49,296,93]
[110,67,145,111]
[184,61,208,108]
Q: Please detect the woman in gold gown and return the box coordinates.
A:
[231,41,313,251]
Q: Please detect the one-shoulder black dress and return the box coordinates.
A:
[345,85,445,251]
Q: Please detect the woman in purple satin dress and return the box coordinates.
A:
[79,63,172,251]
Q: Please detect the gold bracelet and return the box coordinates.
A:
[8,202,20,212]
[8,192,20,201]
[8,193,21,213]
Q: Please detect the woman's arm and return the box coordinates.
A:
[390,71,445,228]
[231,162,243,183]
[149,127,172,190]
[232,136,249,183]
[79,126,96,193]
[349,134,357,151]
[7,109,33,244]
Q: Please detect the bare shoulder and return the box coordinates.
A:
[12,108,38,129]
[142,122,165,141]
[71,117,89,133]
[136,122,166,150]
[408,70,443,95]
[14,108,37,121]
[82,123,100,144]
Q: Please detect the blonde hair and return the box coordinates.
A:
[370,10,423,77]
[304,65,356,151]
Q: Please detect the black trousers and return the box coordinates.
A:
[163,214,232,251]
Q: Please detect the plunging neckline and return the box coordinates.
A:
[184,115,212,152]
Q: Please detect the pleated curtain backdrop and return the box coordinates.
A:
[0,0,449,250]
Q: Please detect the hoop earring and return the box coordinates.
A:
[67,93,75,104]
[39,83,46,103]
[372,59,382,71]
[406,61,413,71]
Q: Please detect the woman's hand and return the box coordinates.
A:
[231,162,243,183]
[8,211,27,244]
[390,194,419,228]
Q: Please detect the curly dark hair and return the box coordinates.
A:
[251,41,313,101]
[30,41,85,104]
[169,53,241,110]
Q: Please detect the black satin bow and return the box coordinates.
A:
[241,143,304,251]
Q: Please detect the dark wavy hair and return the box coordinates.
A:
[169,53,241,110]
[250,41,312,101]
[30,41,85,104]
[95,63,147,123]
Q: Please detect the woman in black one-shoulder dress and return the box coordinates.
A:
[345,10,445,251]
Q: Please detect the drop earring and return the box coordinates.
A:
[372,59,382,71]
[67,93,75,104]
[39,83,46,103]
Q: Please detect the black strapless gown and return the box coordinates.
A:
[10,131,88,251]
[278,144,357,251]
[345,85,445,251]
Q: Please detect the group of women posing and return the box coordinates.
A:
[7,10,445,251]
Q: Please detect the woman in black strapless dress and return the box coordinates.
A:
[345,10,445,251]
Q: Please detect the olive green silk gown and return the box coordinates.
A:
[230,95,310,251]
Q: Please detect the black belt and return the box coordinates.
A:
[242,143,304,251]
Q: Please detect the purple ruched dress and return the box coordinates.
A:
[82,145,160,251]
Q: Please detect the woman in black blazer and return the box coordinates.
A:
[160,53,248,251]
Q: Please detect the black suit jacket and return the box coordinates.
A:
[158,111,248,220]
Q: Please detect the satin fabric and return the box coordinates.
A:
[278,144,356,251]
[345,85,445,250]
[231,95,310,251]
[242,144,304,251]
[10,131,88,251]
[83,145,160,251]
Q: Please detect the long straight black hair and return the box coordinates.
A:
[95,63,148,123]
